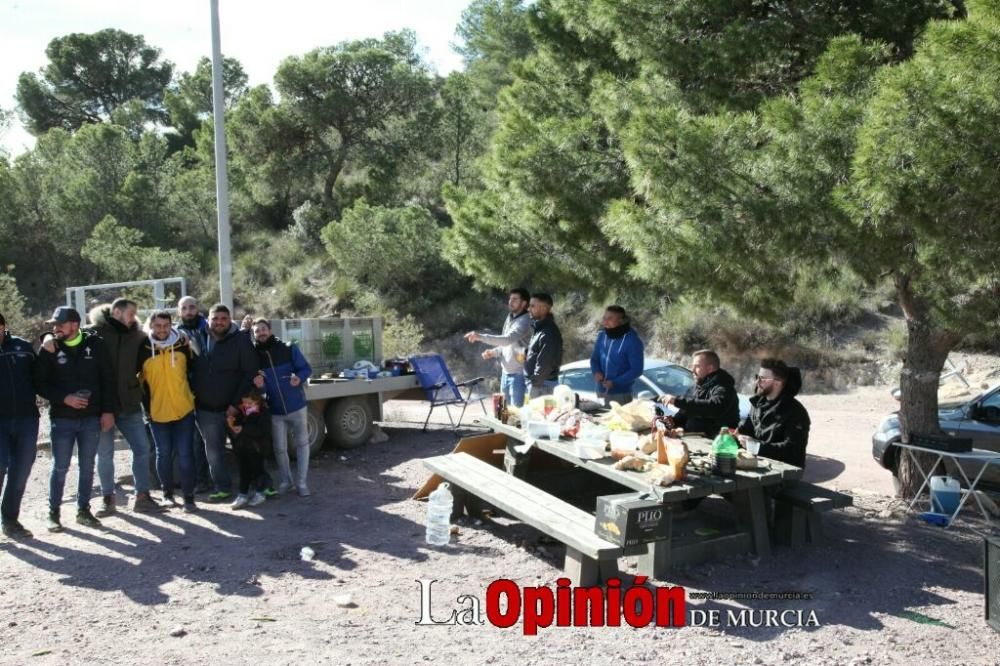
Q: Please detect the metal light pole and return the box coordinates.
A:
[210,0,233,310]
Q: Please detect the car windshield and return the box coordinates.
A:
[643,365,694,396]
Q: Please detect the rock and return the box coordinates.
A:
[334,593,356,608]
[169,626,187,638]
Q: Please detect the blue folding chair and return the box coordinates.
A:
[409,354,487,431]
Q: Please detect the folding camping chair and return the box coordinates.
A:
[408,354,487,431]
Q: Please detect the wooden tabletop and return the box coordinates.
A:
[474,416,803,502]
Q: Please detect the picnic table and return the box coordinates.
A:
[471,415,803,579]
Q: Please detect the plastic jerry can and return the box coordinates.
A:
[930,475,961,515]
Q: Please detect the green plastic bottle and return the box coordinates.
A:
[712,427,739,476]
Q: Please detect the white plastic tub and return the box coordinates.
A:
[526,421,561,441]
[574,439,607,459]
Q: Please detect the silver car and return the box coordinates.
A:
[872,383,1000,490]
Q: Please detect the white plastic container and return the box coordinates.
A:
[930,476,961,515]
[527,420,561,440]
[425,483,453,545]
[609,430,640,452]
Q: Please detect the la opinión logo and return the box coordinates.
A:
[415,577,686,635]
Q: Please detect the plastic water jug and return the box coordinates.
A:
[930,476,961,515]
[425,482,454,546]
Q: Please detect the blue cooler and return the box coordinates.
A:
[930,476,961,515]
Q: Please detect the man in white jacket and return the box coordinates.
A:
[464,288,533,407]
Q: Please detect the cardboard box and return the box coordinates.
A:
[594,492,671,547]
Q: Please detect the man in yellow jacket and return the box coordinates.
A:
[137,311,198,512]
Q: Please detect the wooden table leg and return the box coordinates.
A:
[735,486,771,558]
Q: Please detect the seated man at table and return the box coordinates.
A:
[658,349,739,435]
[737,358,810,468]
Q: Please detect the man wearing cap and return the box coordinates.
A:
[34,307,116,531]
[0,312,40,539]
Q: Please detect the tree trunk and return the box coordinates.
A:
[895,281,962,498]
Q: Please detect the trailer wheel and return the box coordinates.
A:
[326,396,374,449]
[290,401,328,458]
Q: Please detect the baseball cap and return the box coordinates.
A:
[45,306,82,325]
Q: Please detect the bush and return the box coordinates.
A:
[0,272,29,333]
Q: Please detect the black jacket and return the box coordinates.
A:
[190,323,259,412]
[0,331,39,418]
[35,331,116,419]
[89,307,145,415]
[523,315,563,386]
[228,401,271,444]
[673,368,740,436]
[738,368,810,468]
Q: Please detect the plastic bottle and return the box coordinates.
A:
[712,428,739,476]
[425,482,454,546]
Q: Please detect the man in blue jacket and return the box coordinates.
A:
[590,305,645,406]
[189,304,259,501]
[0,312,39,539]
[251,319,313,496]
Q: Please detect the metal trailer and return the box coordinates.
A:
[237,316,422,453]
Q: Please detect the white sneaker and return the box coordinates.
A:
[297,485,311,497]
[231,494,249,509]
[248,492,266,507]
[276,482,293,495]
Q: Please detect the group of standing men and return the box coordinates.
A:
[0,296,313,540]
[466,291,811,468]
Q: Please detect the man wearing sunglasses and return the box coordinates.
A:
[737,358,811,468]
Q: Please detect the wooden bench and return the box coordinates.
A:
[773,482,853,547]
[423,452,623,586]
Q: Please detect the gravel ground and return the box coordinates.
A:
[1,388,999,666]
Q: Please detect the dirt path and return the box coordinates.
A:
[1,389,998,665]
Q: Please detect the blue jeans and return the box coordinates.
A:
[501,371,527,408]
[49,417,100,511]
[271,407,310,489]
[97,410,152,496]
[196,410,232,493]
[150,414,196,500]
[0,416,39,523]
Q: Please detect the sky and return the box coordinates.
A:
[0,0,471,155]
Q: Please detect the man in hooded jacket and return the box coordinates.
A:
[89,299,162,515]
[590,305,644,406]
[0,312,39,539]
[659,349,740,436]
[738,358,811,469]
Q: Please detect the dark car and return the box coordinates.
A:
[872,383,1000,491]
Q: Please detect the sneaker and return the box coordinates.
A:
[208,491,232,503]
[95,496,117,518]
[76,508,102,528]
[182,499,198,513]
[297,485,311,497]
[276,481,293,495]
[1,521,33,539]
[261,487,278,499]
[47,511,62,533]
[132,493,165,513]
[248,492,267,507]
[231,494,250,510]
[162,493,178,506]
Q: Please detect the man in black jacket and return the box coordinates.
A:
[35,307,116,531]
[89,299,162,515]
[523,293,563,399]
[738,358,811,469]
[189,304,259,501]
[0,312,39,538]
[659,349,740,436]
